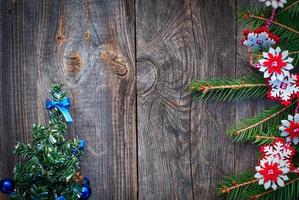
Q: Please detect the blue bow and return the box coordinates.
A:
[45,97,73,123]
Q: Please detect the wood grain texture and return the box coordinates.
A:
[0,0,137,199]
[136,0,194,199]
[234,0,262,174]
[0,1,39,199]
[0,2,7,199]
[189,0,237,199]
[234,0,275,175]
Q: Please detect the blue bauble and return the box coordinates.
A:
[82,177,90,186]
[79,185,92,200]
[78,140,86,150]
[71,148,79,155]
[56,196,66,200]
[0,178,14,194]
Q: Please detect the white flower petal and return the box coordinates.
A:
[278,2,284,7]
[277,177,284,187]
[259,66,267,72]
[256,166,262,171]
[279,126,286,131]
[288,115,294,121]
[275,47,281,54]
[281,131,288,137]
[294,137,299,144]
[282,167,290,174]
[259,58,267,65]
[263,52,269,58]
[282,120,290,127]
[272,1,278,9]
[272,182,278,190]
[265,1,271,6]
[277,73,284,81]
[264,70,271,78]
[269,47,275,54]
[280,175,289,181]
[264,180,271,189]
[285,64,294,70]
[282,50,289,59]
[287,57,294,63]
[255,173,263,179]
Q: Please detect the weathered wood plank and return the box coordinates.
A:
[0,1,39,199]
[0,1,37,199]
[234,0,263,174]
[136,0,194,199]
[0,0,137,199]
[0,2,7,199]
[189,1,237,199]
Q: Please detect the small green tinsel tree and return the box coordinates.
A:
[191,0,299,199]
[0,84,91,200]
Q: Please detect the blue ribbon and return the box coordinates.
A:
[45,97,73,123]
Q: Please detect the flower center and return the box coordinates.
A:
[267,169,274,175]
[280,82,288,90]
[272,61,279,67]
[286,121,299,139]
[256,40,263,45]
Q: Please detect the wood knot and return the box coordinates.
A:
[137,60,157,95]
[56,16,66,46]
[67,52,83,74]
[56,35,66,45]
[83,31,90,41]
[100,51,128,76]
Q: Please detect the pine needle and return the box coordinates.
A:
[229,102,297,143]
[191,75,267,102]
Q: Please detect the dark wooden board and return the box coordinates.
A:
[0,0,262,199]
[0,0,137,199]
[189,1,237,199]
[136,0,194,199]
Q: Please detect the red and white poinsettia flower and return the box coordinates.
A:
[280,114,299,144]
[255,155,289,190]
[259,47,294,81]
[259,0,287,9]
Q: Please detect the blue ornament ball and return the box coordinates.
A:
[82,177,90,186]
[0,178,14,194]
[79,185,92,200]
[71,148,79,155]
[56,196,66,200]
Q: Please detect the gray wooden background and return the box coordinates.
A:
[0,0,268,199]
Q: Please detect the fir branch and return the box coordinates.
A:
[247,174,299,200]
[246,14,299,35]
[289,50,299,56]
[253,125,282,145]
[221,179,257,194]
[276,0,299,18]
[229,102,297,143]
[254,136,278,146]
[191,75,267,102]
[217,172,258,200]
[218,173,299,200]
[238,7,299,61]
